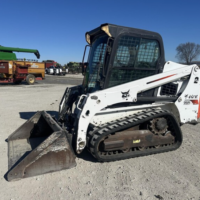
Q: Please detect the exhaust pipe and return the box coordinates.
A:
[6,111,76,181]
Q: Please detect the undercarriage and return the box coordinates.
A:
[87,109,182,162]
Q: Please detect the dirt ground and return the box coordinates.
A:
[0,83,200,200]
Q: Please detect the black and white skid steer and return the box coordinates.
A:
[7,23,200,181]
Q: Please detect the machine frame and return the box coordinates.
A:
[59,62,200,153]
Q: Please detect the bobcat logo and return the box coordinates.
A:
[121,90,130,98]
[194,77,199,83]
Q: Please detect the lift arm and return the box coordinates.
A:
[74,62,200,153]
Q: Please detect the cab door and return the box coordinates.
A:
[105,34,161,97]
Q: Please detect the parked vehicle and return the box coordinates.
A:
[55,66,66,75]
[54,66,60,75]
[43,60,57,69]
[46,66,67,76]
[46,66,55,74]
[0,46,45,84]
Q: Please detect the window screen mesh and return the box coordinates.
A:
[136,39,160,69]
[160,83,178,96]
[88,36,108,89]
[108,69,155,87]
[108,35,160,87]
[114,36,140,67]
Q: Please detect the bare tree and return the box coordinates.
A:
[176,42,200,64]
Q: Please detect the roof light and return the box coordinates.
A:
[86,34,91,44]
[101,25,112,37]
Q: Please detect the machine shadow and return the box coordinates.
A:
[76,149,97,163]
[19,111,58,120]
[0,82,26,86]
[0,81,40,86]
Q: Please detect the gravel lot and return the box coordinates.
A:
[0,78,200,200]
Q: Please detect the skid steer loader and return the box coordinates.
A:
[6,23,200,181]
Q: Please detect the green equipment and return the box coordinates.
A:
[0,46,40,60]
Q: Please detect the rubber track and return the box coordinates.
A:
[87,109,183,162]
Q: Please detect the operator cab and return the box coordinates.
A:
[83,23,165,97]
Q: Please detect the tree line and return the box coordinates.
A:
[176,42,200,64]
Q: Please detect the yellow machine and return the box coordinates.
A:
[0,60,45,84]
[0,46,45,84]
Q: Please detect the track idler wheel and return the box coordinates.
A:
[149,117,168,135]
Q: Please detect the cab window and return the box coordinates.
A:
[108,35,160,87]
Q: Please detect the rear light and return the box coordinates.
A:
[198,96,200,119]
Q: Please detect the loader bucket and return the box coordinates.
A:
[6,111,76,181]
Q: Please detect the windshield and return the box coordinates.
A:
[87,35,108,91]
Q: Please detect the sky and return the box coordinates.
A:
[1,0,200,65]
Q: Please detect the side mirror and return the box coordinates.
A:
[82,63,85,75]
[82,63,88,75]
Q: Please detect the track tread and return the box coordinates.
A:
[87,108,182,162]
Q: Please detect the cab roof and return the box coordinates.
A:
[85,23,163,45]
